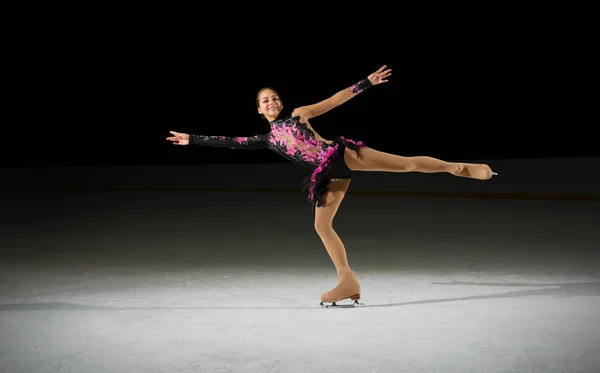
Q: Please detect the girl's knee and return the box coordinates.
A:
[314,220,333,235]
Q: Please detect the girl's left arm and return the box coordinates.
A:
[291,65,391,123]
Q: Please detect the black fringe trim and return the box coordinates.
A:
[302,136,365,211]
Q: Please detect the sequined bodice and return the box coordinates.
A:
[266,115,335,168]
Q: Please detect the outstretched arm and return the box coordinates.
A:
[291,65,392,122]
[167,131,268,150]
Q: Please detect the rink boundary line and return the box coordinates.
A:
[2,187,599,201]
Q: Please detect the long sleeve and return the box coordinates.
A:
[189,134,268,150]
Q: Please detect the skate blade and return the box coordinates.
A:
[320,299,363,308]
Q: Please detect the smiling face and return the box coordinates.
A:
[256,87,283,122]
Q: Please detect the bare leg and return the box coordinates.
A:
[314,178,361,303]
[344,147,494,180]
[314,179,351,272]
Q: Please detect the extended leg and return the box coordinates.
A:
[344,147,495,180]
[314,179,361,305]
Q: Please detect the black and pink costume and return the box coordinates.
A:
[189,79,371,210]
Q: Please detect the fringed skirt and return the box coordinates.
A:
[303,136,366,211]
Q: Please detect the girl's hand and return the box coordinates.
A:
[368,65,392,85]
[166,131,190,145]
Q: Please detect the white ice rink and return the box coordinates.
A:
[1,159,599,373]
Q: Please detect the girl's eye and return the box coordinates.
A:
[263,97,279,104]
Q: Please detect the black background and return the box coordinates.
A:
[5,11,595,167]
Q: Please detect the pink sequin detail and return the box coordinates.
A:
[270,124,329,163]
[308,144,339,197]
[339,136,364,146]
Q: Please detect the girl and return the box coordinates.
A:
[167,65,496,307]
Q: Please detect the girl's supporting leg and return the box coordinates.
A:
[314,178,361,304]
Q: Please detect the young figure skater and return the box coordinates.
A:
[167,65,497,307]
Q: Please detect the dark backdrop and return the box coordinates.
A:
[5,17,594,167]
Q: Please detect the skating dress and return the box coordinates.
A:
[188,79,371,210]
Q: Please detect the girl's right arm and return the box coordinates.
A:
[189,134,268,149]
[167,131,268,150]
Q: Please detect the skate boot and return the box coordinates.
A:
[455,163,497,180]
[320,268,361,308]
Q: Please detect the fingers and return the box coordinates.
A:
[167,131,185,145]
[379,67,392,82]
[166,138,181,145]
[374,65,392,82]
[166,135,183,144]
[168,131,182,142]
